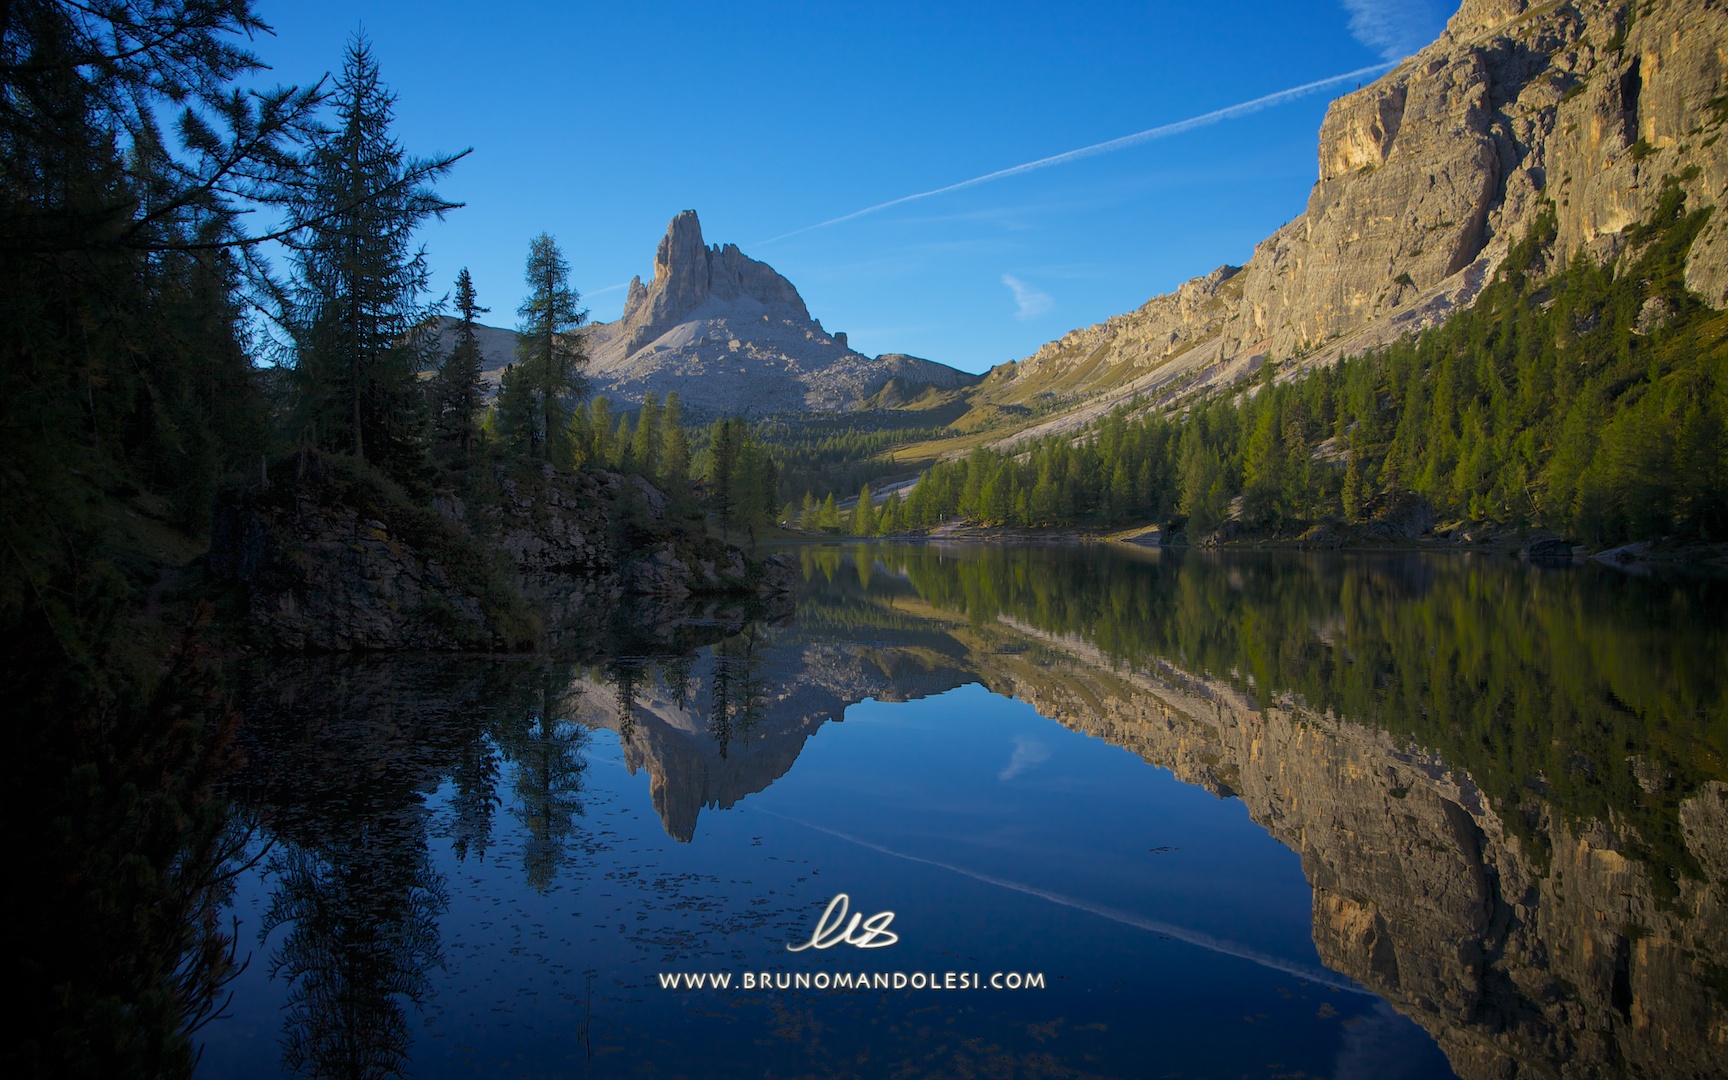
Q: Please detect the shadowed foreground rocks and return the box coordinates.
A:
[209,451,793,651]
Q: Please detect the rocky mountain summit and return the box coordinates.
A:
[986,0,1728,439]
[437,211,976,418]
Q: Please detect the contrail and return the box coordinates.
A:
[755,62,1398,247]
[754,807,1371,995]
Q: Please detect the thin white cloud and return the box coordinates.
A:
[998,733,1053,778]
[1001,274,1054,320]
[755,61,1396,247]
[1341,0,1457,61]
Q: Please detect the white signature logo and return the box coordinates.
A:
[786,893,898,951]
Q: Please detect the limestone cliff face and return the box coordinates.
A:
[991,0,1728,441]
[431,211,977,418]
[610,210,811,355]
[579,211,977,416]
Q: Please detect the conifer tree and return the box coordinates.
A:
[708,418,743,523]
[287,34,464,467]
[631,393,663,479]
[660,393,691,492]
[878,492,904,535]
[433,267,488,453]
[511,233,587,461]
[852,484,877,535]
[587,397,614,466]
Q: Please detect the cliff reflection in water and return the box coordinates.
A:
[776,545,1728,1079]
[227,545,1728,1079]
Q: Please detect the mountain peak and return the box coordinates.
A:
[616,210,810,355]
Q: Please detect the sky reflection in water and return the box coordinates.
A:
[200,545,1728,1078]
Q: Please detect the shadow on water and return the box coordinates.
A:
[196,545,1728,1078]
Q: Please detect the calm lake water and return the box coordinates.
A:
[197,544,1728,1079]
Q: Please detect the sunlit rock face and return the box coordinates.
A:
[430,210,977,419]
[991,0,1728,441]
[580,210,978,416]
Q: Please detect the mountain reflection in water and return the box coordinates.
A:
[204,545,1728,1079]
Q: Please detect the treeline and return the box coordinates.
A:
[825,190,1726,544]
[761,414,953,505]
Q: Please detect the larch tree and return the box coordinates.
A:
[286,33,466,467]
[433,267,489,453]
[511,233,587,461]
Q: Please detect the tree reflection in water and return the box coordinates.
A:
[492,664,588,892]
[206,552,1728,1079]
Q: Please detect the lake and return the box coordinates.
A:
[195,543,1728,1079]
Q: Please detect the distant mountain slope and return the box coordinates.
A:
[432,211,977,419]
[966,0,1728,444]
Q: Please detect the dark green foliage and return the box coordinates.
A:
[892,194,1726,545]
[766,413,955,501]
[283,34,464,471]
[0,4,332,1065]
[505,233,587,461]
[700,417,781,531]
[432,268,488,453]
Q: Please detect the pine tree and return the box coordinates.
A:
[631,392,662,479]
[878,492,904,535]
[587,397,613,466]
[708,418,744,523]
[433,267,488,453]
[852,485,877,536]
[1342,447,1367,523]
[511,233,588,461]
[660,393,691,496]
[287,34,463,467]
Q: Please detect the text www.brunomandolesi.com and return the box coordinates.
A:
[657,893,1047,992]
[658,970,1047,991]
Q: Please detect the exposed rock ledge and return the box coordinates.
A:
[209,452,793,651]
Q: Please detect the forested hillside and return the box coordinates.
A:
[813,188,1726,547]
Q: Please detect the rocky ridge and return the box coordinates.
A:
[986,0,1728,442]
[432,211,976,419]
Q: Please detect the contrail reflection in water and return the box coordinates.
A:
[756,807,1372,995]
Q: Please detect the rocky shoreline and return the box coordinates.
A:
[209,452,794,652]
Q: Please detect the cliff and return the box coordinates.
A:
[981,0,1728,440]
[431,211,978,419]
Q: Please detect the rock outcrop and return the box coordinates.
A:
[430,211,977,418]
[986,0,1728,441]
[209,453,791,651]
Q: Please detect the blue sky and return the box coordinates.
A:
[245,0,1457,373]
